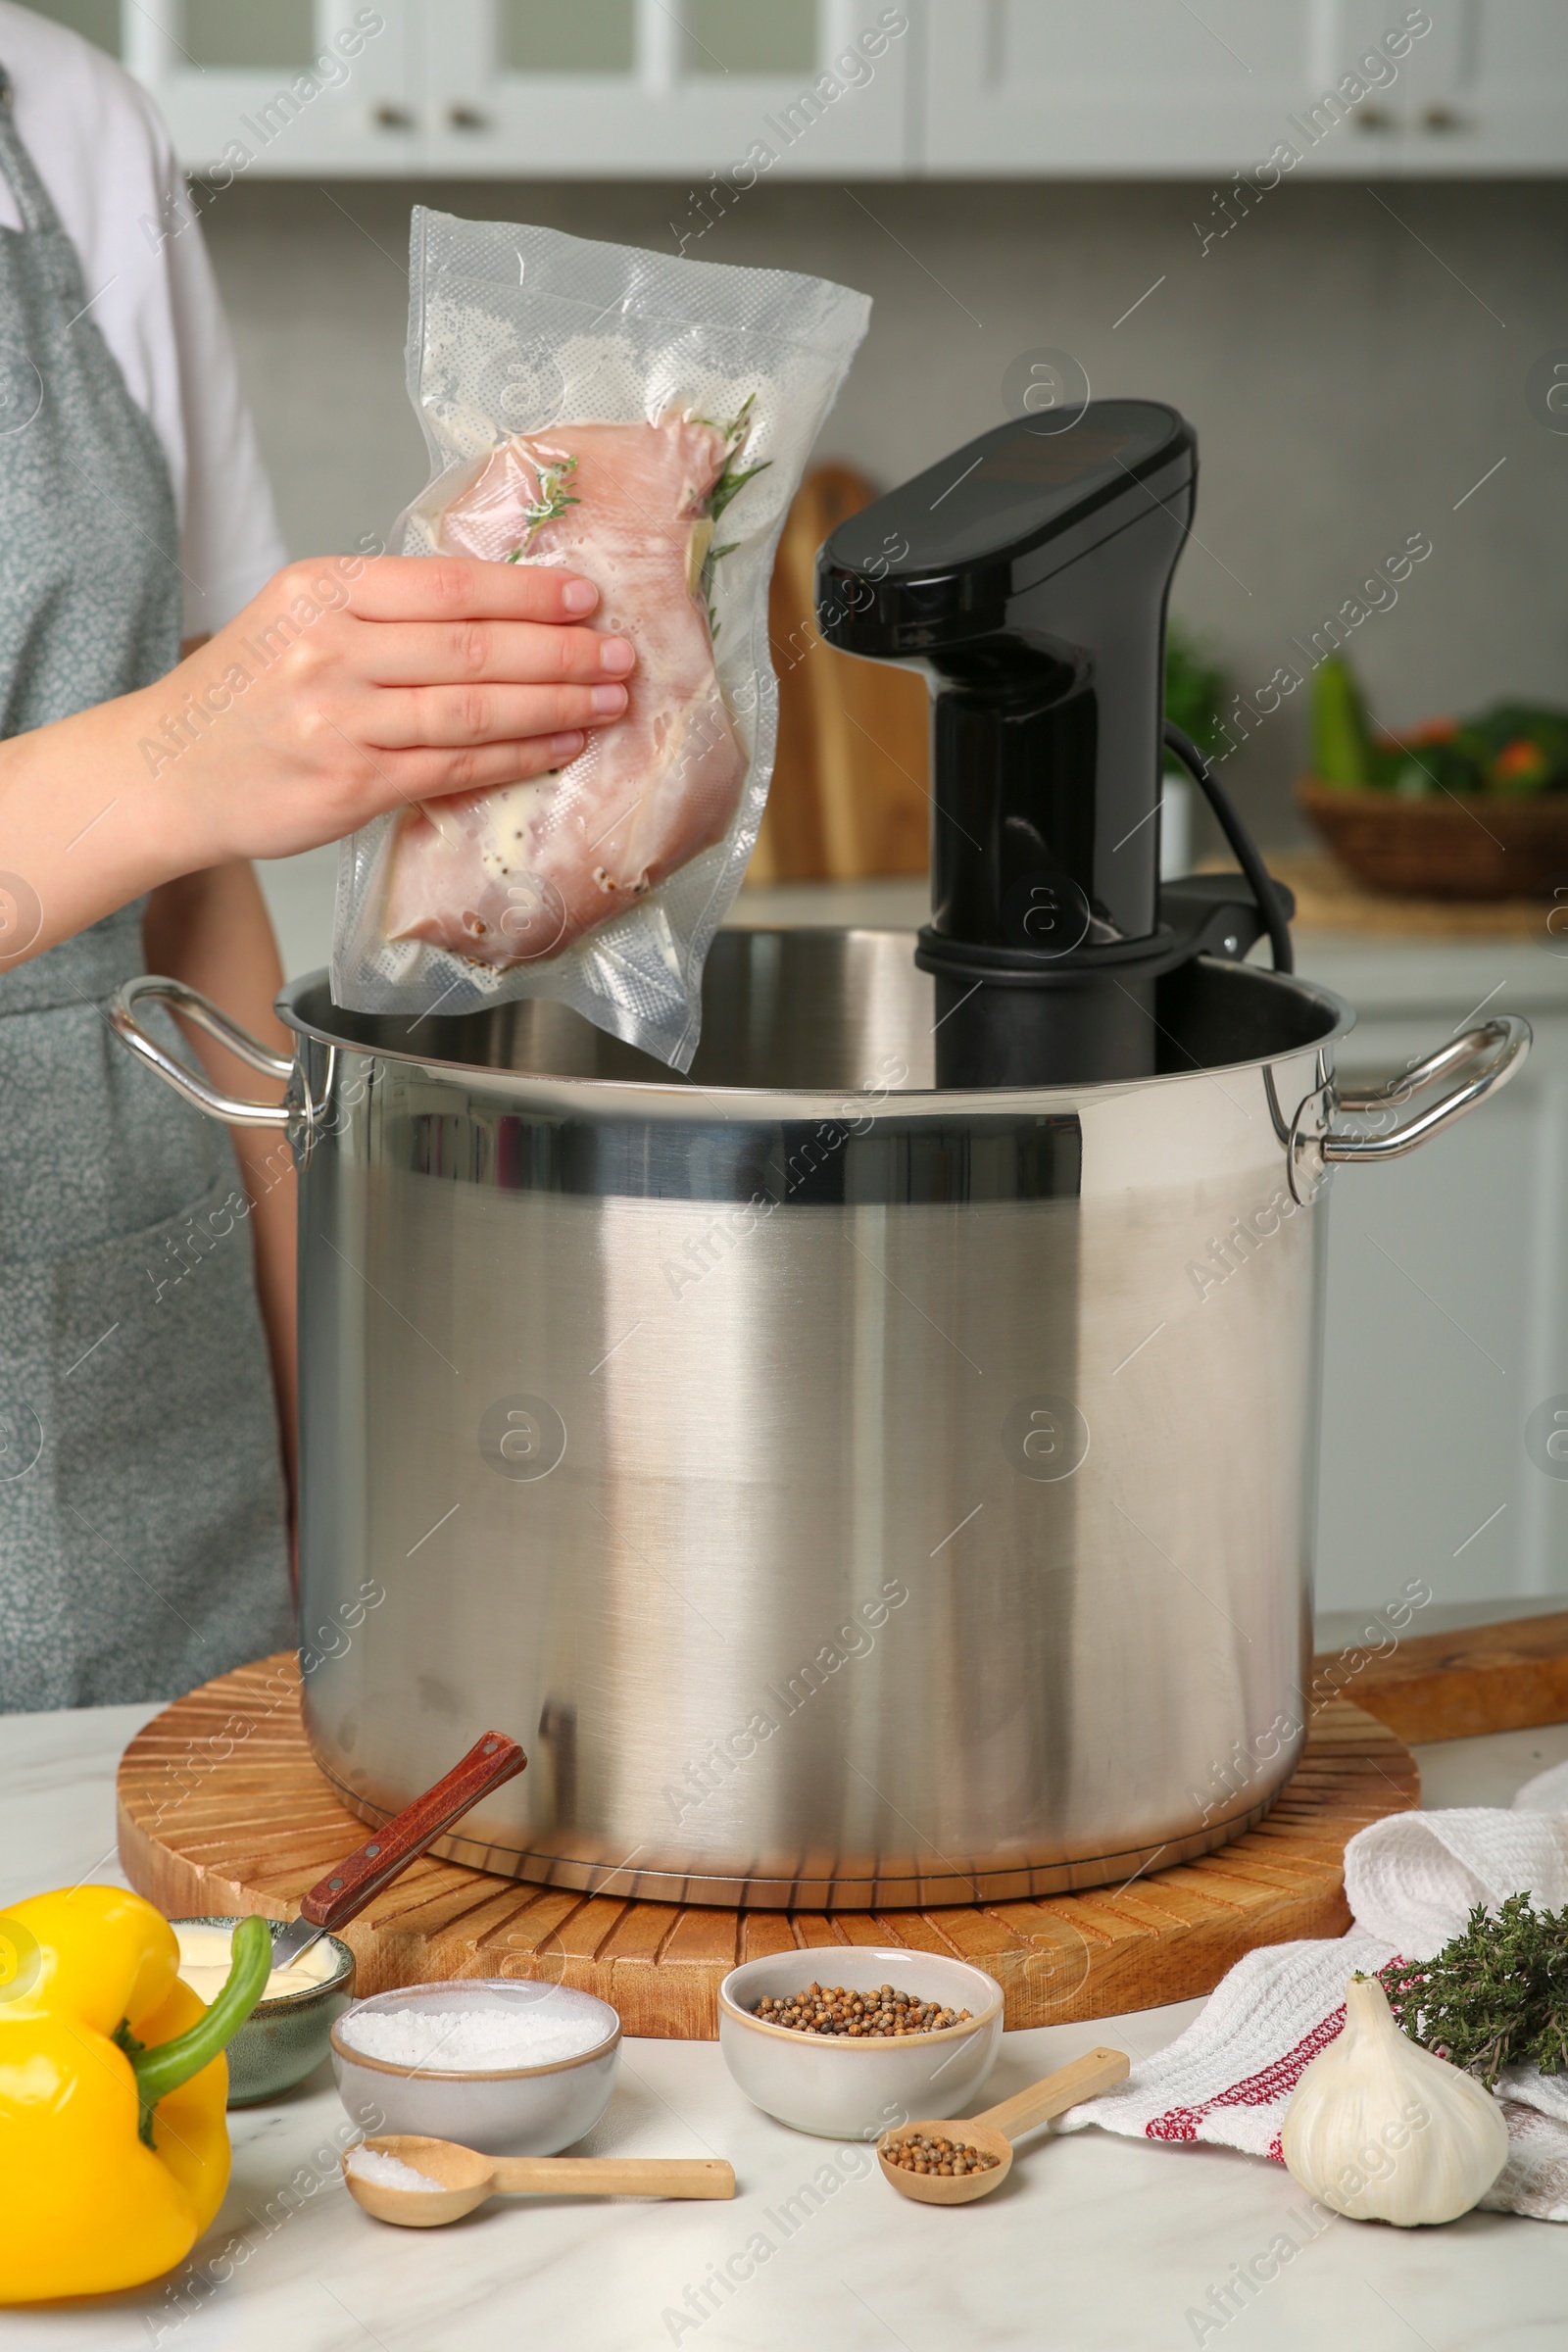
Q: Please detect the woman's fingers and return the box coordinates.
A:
[360,617,635,688]
[165,555,643,867]
[364,680,627,750]
[335,553,601,624]
[358,732,588,810]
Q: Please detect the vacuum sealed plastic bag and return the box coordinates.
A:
[332,209,869,1068]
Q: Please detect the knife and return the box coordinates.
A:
[268,1729,527,1970]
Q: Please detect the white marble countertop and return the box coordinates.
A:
[7,1704,1568,2350]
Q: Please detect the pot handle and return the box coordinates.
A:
[1291,1014,1531,1198]
[110,973,295,1129]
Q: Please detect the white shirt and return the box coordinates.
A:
[0,3,285,635]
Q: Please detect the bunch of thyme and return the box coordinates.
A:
[1379,1891,1568,2087]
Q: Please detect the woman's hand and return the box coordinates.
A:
[146,553,633,866]
[0,553,634,966]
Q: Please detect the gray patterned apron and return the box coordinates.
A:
[0,74,291,1707]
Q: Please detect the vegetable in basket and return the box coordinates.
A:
[1311,653,1568,798]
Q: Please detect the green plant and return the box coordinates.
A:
[1164,621,1230,763]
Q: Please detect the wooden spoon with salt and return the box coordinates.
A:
[877,2044,1130,2205]
[343,2134,735,2228]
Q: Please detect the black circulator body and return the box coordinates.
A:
[814,401,1286,1087]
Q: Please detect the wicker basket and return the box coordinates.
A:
[1298,778,1568,901]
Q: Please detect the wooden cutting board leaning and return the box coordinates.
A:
[747,463,929,885]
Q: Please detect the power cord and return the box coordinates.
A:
[1162,719,1294,974]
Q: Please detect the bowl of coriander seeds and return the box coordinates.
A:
[717,1948,1004,2140]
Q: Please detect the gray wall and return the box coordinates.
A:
[205,173,1568,849]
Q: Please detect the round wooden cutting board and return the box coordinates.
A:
[117,1655,1417,2038]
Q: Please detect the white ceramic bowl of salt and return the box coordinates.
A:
[329,1980,620,2157]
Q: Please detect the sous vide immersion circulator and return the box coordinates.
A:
[816,399,1293,1086]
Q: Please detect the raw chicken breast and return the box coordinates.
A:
[382,416,748,968]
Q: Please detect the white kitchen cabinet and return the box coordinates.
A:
[1301,938,1568,1613]
[100,0,908,177]
[917,0,1568,177]
[1289,0,1568,173]
[119,1,421,178]
[31,0,1568,176]
[417,0,909,178]
[920,1,1315,177]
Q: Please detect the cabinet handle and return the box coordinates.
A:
[372,102,416,130]
[1354,104,1396,130]
[448,103,491,131]
[1421,104,1467,132]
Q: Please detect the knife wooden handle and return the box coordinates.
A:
[297,1731,527,1932]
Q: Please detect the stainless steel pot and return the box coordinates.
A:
[114,931,1527,1908]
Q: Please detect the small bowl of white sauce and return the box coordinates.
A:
[172,1917,355,2105]
[329,1980,621,2156]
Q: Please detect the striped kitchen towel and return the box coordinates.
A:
[1059,1807,1568,2221]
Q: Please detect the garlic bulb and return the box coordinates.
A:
[1281,1973,1509,2226]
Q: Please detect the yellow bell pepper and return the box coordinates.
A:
[0,1886,270,2303]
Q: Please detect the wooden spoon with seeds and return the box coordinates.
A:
[878,2045,1130,2205]
[343,2134,735,2228]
